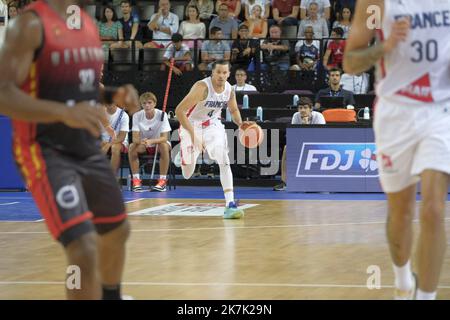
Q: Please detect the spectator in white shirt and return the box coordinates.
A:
[129,92,172,192]
[146,0,179,48]
[101,103,130,176]
[233,69,258,92]
[273,97,325,191]
[179,5,206,49]
[340,72,370,94]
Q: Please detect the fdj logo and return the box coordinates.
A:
[296,143,379,178]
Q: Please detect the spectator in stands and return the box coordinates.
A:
[244,0,270,20]
[333,0,355,21]
[146,0,179,48]
[340,72,370,94]
[112,0,142,49]
[0,0,7,28]
[101,103,130,177]
[209,3,238,40]
[332,6,352,38]
[179,5,206,48]
[315,67,355,109]
[261,24,290,71]
[274,97,325,191]
[98,6,123,54]
[271,0,300,27]
[291,26,320,71]
[187,0,214,21]
[231,24,257,69]
[300,0,330,20]
[233,68,258,92]
[245,4,268,39]
[161,33,193,75]
[123,84,141,118]
[298,2,329,39]
[8,2,17,19]
[199,26,231,70]
[216,0,242,20]
[129,92,172,192]
[322,26,345,70]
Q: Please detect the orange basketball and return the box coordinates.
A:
[239,124,264,148]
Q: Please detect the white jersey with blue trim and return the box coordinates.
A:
[376,0,450,105]
[187,77,232,123]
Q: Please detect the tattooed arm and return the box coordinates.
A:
[343,0,410,75]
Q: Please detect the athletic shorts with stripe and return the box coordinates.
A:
[15,145,127,246]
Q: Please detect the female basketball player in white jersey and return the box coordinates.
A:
[344,0,450,300]
[175,60,254,219]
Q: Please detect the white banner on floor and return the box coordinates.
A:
[129,203,259,217]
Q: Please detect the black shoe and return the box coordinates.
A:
[273,182,286,191]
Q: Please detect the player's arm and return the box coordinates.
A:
[228,89,254,129]
[227,89,243,127]
[112,131,127,144]
[175,81,207,138]
[0,13,104,137]
[344,0,410,74]
[132,131,142,145]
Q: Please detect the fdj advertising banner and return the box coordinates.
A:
[286,126,382,192]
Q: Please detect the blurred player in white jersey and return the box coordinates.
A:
[344,0,450,300]
[175,60,255,219]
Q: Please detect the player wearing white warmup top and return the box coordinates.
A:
[344,0,450,300]
[175,60,255,219]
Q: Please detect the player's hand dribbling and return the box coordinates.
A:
[383,17,410,54]
[239,121,256,131]
[62,102,106,137]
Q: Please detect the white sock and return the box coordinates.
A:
[133,174,140,179]
[160,175,167,180]
[224,191,234,205]
[219,163,234,205]
[393,261,414,291]
[416,289,437,300]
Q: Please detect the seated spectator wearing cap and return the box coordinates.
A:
[273,97,325,191]
[161,33,193,75]
[231,24,257,70]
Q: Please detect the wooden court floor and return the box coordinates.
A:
[1,198,450,300]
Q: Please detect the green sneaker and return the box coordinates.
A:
[223,202,244,219]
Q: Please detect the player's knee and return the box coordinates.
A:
[421,200,446,227]
[98,219,130,245]
[66,232,98,271]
